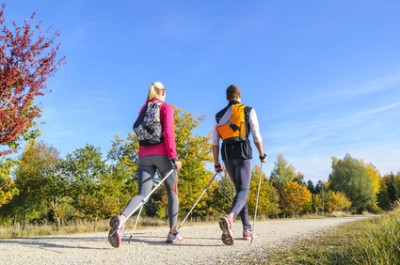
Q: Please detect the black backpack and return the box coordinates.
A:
[133,101,164,146]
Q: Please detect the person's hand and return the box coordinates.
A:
[175,160,182,171]
[214,163,224,173]
[259,153,268,163]
[170,158,182,171]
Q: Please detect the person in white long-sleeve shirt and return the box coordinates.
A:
[211,84,267,245]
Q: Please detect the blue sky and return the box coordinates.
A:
[3,1,400,183]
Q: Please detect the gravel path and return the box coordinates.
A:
[0,216,373,265]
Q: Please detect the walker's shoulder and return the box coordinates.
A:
[244,104,253,114]
[160,102,172,109]
[216,105,230,118]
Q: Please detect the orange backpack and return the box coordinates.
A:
[216,104,248,143]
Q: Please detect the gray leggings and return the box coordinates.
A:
[224,159,252,230]
[122,155,178,229]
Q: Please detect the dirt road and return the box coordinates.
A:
[0,216,372,265]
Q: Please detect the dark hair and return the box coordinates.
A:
[226,84,240,100]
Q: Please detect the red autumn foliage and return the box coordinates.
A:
[0,3,65,156]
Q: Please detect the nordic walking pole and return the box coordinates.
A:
[251,162,264,245]
[176,172,220,231]
[128,204,144,244]
[110,169,175,237]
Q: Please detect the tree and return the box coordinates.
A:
[0,4,65,156]
[306,179,316,194]
[281,181,312,217]
[155,107,213,219]
[0,157,18,208]
[212,171,235,215]
[328,154,375,212]
[6,141,59,228]
[107,133,140,214]
[312,194,322,214]
[365,163,381,196]
[247,165,280,218]
[270,154,297,212]
[98,162,135,217]
[378,173,400,210]
[61,144,107,223]
[270,154,296,192]
[377,178,391,210]
[312,181,329,214]
[326,191,352,213]
[46,159,71,228]
[315,179,325,194]
[294,172,306,185]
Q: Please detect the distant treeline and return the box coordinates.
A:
[1,108,399,230]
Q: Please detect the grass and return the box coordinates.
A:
[0,217,168,239]
[244,207,400,265]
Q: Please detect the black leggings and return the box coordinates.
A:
[224,159,252,230]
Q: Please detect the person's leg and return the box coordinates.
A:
[218,159,239,245]
[121,156,157,218]
[235,160,252,230]
[151,155,182,243]
[219,159,252,244]
[153,156,178,230]
[108,156,157,248]
[224,159,251,224]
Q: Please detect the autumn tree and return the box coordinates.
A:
[281,181,312,217]
[0,157,18,208]
[106,133,140,215]
[325,191,352,213]
[365,163,381,196]
[311,180,329,214]
[270,154,298,213]
[312,194,322,214]
[0,4,65,156]
[247,165,280,218]
[155,107,213,219]
[212,171,235,215]
[329,154,375,213]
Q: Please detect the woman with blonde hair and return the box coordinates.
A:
[108,81,182,248]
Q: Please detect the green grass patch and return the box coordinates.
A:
[260,209,400,265]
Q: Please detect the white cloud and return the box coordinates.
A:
[309,71,400,104]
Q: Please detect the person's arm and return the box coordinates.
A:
[212,120,223,172]
[162,104,182,170]
[249,108,267,162]
[212,145,220,165]
[255,141,267,163]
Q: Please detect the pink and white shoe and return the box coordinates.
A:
[166,231,183,244]
[219,215,234,245]
[108,215,125,248]
[243,229,253,240]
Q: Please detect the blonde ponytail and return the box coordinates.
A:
[147,81,165,100]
